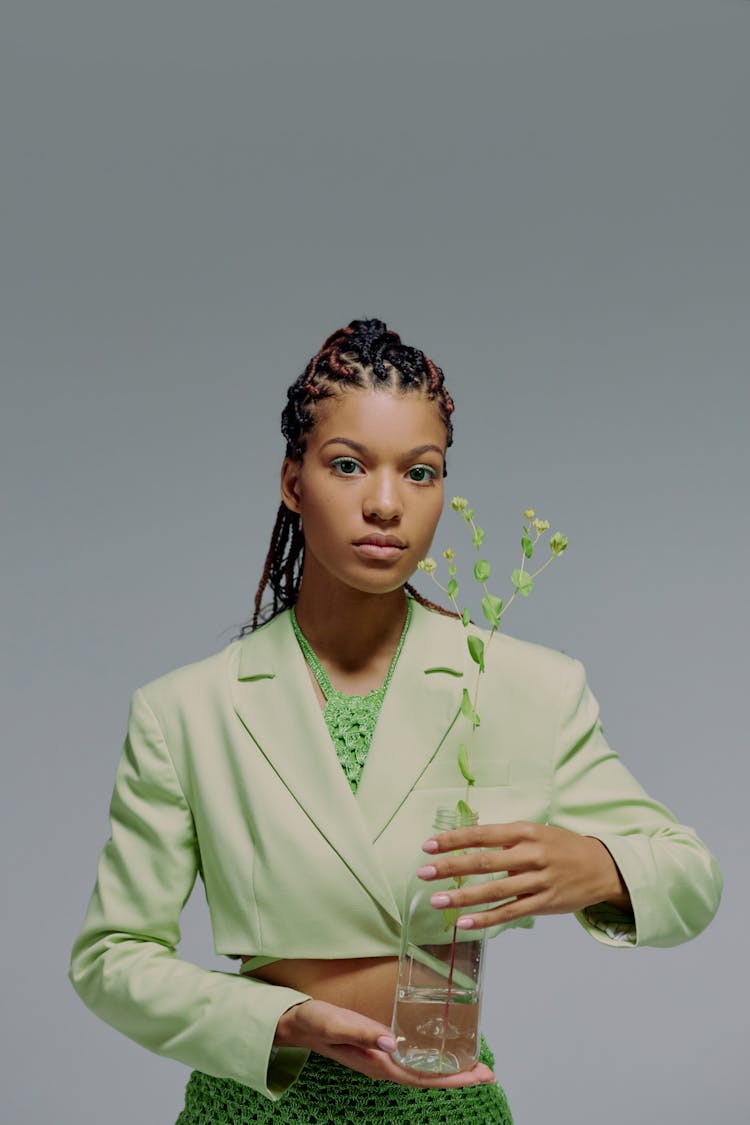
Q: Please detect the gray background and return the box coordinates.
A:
[2,2,748,1122]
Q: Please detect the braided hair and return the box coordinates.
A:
[246,318,456,631]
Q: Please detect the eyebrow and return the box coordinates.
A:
[319,437,445,460]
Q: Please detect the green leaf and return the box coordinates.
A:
[442,907,460,930]
[460,688,480,727]
[456,798,476,819]
[447,578,459,599]
[481,593,504,628]
[448,563,457,576]
[511,569,534,596]
[457,743,476,784]
[461,607,471,627]
[521,536,534,559]
[467,634,485,671]
[473,559,491,583]
[472,526,485,547]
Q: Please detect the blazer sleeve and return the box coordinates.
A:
[68,687,311,1099]
[547,659,722,948]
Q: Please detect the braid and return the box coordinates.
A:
[281,318,454,462]
[245,318,456,631]
[404,583,460,619]
[243,503,305,635]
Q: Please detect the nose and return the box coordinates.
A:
[362,472,403,522]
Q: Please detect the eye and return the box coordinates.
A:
[330,456,363,476]
[407,464,438,484]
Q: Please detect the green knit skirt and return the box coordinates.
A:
[175,1037,512,1124]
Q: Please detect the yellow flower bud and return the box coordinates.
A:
[532,518,550,533]
[451,497,468,511]
[418,557,438,575]
[443,548,455,559]
[523,508,535,519]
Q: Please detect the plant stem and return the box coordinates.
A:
[438,921,459,1071]
[463,622,496,805]
[530,554,557,580]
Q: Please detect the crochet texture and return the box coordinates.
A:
[289,599,413,792]
[176,1038,512,1124]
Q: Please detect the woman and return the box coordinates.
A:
[69,319,722,1124]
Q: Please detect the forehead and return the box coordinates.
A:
[308,387,447,451]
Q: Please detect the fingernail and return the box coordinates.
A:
[456,916,475,929]
[377,1035,396,1052]
[430,893,452,907]
[416,865,437,879]
[421,839,439,853]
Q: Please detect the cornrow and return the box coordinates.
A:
[244,318,456,632]
[405,583,461,620]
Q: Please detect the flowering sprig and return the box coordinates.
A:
[416,505,568,1057]
[418,501,568,821]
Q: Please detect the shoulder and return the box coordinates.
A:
[414,599,582,685]
[134,610,290,718]
[485,628,582,684]
[412,601,587,733]
[133,643,239,724]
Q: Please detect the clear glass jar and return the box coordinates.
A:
[391,805,487,1074]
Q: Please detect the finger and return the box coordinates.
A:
[326,1045,496,1088]
[328,1015,396,1054]
[452,893,548,931]
[383,1059,496,1088]
[428,872,540,913]
[297,1000,396,1053]
[418,839,544,883]
[417,849,510,883]
[422,820,538,855]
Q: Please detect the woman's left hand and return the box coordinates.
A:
[418,821,632,930]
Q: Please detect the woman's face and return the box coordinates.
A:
[281,387,447,598]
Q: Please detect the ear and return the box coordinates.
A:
[280,457,303,513]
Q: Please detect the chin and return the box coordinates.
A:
[342,572,410,598]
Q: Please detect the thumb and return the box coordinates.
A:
[318,1002,397,1053]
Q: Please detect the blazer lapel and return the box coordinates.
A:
[356,601,468,841]
[230,610,402,922]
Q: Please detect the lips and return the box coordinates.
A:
[353,534,406,548]
[352,534,407,560]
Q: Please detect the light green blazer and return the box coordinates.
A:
[69,601,722,1099]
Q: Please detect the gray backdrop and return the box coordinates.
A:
[2,2,748,1122]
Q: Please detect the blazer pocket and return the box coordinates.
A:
[418,756,511,789]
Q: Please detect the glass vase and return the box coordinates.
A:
[391,805,487,1074]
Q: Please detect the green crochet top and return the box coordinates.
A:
[289,598,413,793]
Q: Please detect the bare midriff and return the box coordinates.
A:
[241,955,400,1026]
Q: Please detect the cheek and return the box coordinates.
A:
[417,494,444,541]
[302,493,340,536]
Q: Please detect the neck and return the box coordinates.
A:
[293,581,409,674]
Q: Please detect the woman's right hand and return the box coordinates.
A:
[273,998,496,1088]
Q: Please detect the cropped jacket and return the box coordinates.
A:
[69,601,723,1099]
